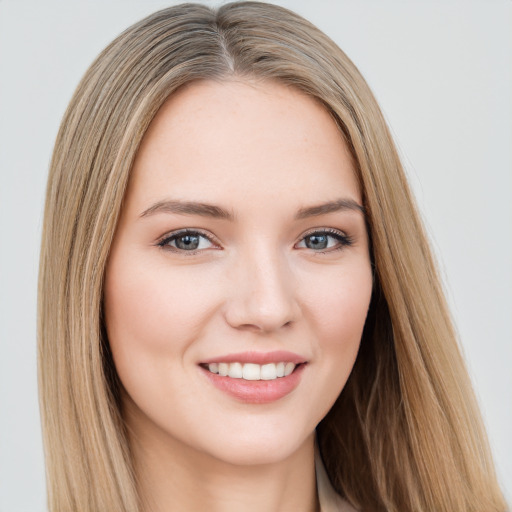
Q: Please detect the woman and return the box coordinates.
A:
[38,2,507,511]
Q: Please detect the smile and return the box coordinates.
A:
[205,362,297,381]
[199,351,307,403]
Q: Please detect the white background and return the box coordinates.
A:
[0,0,510,510]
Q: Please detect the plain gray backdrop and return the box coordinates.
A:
[0,1,510,510]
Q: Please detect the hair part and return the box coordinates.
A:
[38,2,507,511]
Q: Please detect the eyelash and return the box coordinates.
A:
[157,229,219,255]
[298,228,353,254]
[156,228,353,255]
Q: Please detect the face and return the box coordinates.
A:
[104,79,373,466]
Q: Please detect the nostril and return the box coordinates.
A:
[222,279,300,333]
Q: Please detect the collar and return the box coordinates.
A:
[315,445,358,512]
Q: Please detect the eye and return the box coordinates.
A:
[157,230,216,253]
[296,229,352,252]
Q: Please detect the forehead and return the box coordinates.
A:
[126,79,360,215]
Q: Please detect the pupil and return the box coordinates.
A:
[306,234,328,250]
[176,235,199,250]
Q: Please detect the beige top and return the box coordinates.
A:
[315,448,358,512]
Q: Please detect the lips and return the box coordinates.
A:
[200,350,307,365]
[199,351,307,404]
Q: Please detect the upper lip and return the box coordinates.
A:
[200,350,307,365]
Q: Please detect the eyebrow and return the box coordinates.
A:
[140,199,234,220]
[139,197,365,221]
[295,198,365,219]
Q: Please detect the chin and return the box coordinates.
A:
[194,423,314,467]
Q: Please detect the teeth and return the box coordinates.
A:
[206,362,298,380]
[218,363,229,377]
[228,362,243,379]
[243,363,261,380]
[260,363,277,380]
[284,362,295,376]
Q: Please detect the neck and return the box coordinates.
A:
[126,409,319,512]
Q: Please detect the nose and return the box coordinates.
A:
[223,247,301,334]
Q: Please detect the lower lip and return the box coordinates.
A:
[200,364,306,404]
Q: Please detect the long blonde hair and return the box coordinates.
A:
[38,2,507,511]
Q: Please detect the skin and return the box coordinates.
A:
[104,79,373,512]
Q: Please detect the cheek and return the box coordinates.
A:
[102,256,225,403]
[102,256,225,430]
[303,261,373,401]
[104,259,214,351]
[307,261,373,343]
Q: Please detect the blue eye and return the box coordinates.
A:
[158,231,214,252]
[296,230,352,252]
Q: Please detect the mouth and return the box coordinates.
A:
[200,361,302,381]
[198,352,307,404]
